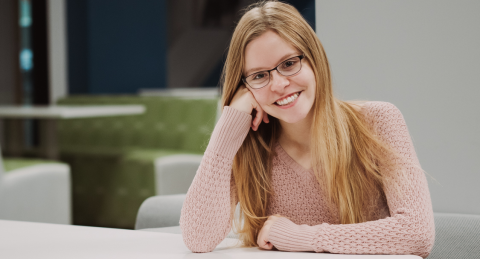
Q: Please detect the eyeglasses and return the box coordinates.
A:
[242,55,305,89]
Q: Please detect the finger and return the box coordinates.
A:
[252,105,263,131]
[257,226,269,248]
[263,111,269,124]
[257,235,263,248]
[266,242,273,250]
[260,240,273,250]
[259,240,270,250]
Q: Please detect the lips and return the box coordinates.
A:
[275,91,301,106]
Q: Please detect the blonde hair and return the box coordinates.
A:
[221,1,405,247]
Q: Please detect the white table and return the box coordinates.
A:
[0,220,421,259]
[0,105,145,159]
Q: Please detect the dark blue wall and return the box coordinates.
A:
[67,0,89,94]
[202,0,316,87]
[285,0,316,31]
[68,0,313,93]
[67,0,167,94]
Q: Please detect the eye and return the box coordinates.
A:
[282,59,297,69]
[252,72,267,81]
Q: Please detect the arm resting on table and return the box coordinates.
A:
[268,102,435,258]
[180,107,251,253]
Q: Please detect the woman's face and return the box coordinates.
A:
[243,30,316,124]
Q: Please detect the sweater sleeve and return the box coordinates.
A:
[267,102,435,258]
[179,106,250,253]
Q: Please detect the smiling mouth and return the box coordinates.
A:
[275,91,301,106]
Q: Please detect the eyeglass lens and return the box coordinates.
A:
[246,56,302,89]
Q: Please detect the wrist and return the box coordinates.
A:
[228,103,252,115]
[205,106,252,159]
[268,217,318,252]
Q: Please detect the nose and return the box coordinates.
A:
[269,69,289,93]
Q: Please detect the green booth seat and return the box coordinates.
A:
[57,95,219,229]
[3,158,65,172]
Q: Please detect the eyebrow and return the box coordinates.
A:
[244,52,300,77]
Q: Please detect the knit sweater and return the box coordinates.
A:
[179,101,435,257]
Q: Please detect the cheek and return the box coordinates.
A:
[301,68,316,88]
[299,71,316,98]
[251,91,271,108]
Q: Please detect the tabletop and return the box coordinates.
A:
[0,220,421,259]
[0,105,145,119]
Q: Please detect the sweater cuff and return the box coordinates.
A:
[206,106,252,159]
[268,217,318,252]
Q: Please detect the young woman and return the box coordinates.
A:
[180,1,435,257]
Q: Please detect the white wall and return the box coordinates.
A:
[316,0,480,215]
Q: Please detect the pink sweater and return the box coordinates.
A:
[180,101,435,257]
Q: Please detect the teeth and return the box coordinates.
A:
[276,92,299,106]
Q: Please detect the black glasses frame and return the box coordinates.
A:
[242,54,305,89]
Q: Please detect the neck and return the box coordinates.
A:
[278,110,314,153]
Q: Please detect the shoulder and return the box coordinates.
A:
[346,100,400,114]
[358,101,409,138]
[361,101,404,121]
[358,102,421,166]
[345,100,406,128]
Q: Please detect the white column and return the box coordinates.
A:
[47,0,68,104]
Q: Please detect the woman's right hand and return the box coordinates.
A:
[229,85,269,131]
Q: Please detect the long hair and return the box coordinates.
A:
[221,0,405,247]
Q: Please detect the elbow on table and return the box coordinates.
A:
[179,207,233,252]
[407,227,435,258]
[180,224,219,253]
[182,238,216,253]
[418,234,435,258]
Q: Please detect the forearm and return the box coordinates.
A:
[269,200,434,257]
[180,106,251,252]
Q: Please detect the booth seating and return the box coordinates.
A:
[0,148,71,224]
[56,95,219,229]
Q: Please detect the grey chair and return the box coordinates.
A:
[0,146,71,224]
[154,154,203,195]
[136,154,203,231]
[135,194,240,238]
[428,213,480,259]
[135,194,186,231]
[135,195,480,257]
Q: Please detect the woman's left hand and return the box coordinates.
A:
[257,214,282,250]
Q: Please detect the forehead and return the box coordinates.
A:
[244,30,298,74]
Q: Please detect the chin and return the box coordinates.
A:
[266,101,313,124]
[275,111,309,124]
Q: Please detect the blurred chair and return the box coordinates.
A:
[428,213,480,259]
[0,146,71,224]
[155,154,203,195]
[135,195,480,257]
[135,194,186,230]
[135,193,240,239]
[136,154,203,229]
